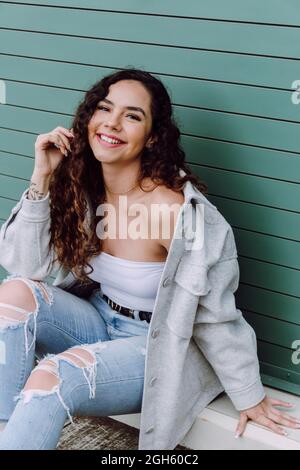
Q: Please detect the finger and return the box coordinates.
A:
[51,132,70,155]
[269,398,295,408]
[256,415,288,436]
[268,411,300,429]
[57,127,74,143]
[235,414,248,438]
[49,133,69,156]
[54,131,72,152]
[271,408,300,424]
[53,143,67,156]
[55,126,74,138]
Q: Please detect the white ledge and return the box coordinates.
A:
[110,386,300,450]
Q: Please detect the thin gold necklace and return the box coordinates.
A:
[104,181,140,196]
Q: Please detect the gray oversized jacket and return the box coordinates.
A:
[0,168,266,450]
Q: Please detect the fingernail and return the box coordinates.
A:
[283,431,289,436]
[64,150,68,156]
[235,433,240,439]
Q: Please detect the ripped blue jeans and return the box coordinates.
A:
[0,274,149,450]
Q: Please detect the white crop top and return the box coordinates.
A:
[88,251,165,312]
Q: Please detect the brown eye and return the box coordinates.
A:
[127,114,141,121]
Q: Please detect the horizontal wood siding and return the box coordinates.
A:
[0,1,299,393]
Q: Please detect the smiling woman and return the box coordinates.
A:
[41,69,207,283]
[0,67,298,451]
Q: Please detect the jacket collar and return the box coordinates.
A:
[160,168,208,272]
[179,168,209,208]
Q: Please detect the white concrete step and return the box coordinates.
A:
[110,386,300,450]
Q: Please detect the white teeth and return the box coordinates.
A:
[99,134,123,145]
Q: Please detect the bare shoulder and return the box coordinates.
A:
[149,184,184,253]
[151,184,185,207]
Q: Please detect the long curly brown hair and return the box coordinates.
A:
[48,68,207,283]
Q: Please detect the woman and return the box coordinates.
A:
[0,68,298,450]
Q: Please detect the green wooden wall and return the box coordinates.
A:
[0,1,300,395]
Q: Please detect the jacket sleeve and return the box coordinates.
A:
[192,225,266,411]
[0,188,56,280]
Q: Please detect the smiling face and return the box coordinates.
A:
[87,79,155,165]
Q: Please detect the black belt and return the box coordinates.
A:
[102,294,152,323]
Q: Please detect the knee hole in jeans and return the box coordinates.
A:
[0,280,37,325]
[0,277,53,327]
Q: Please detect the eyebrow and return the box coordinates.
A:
[100,98,146,118]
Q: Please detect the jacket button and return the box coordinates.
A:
[151,328,160,338]
[162,277,171,287]
[145,426,154,434]
[149,377,157,386]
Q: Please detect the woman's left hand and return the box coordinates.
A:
[235,396,300,438]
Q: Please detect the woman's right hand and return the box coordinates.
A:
[34,126,74,177]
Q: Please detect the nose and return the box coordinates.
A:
[104,111,122,130]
